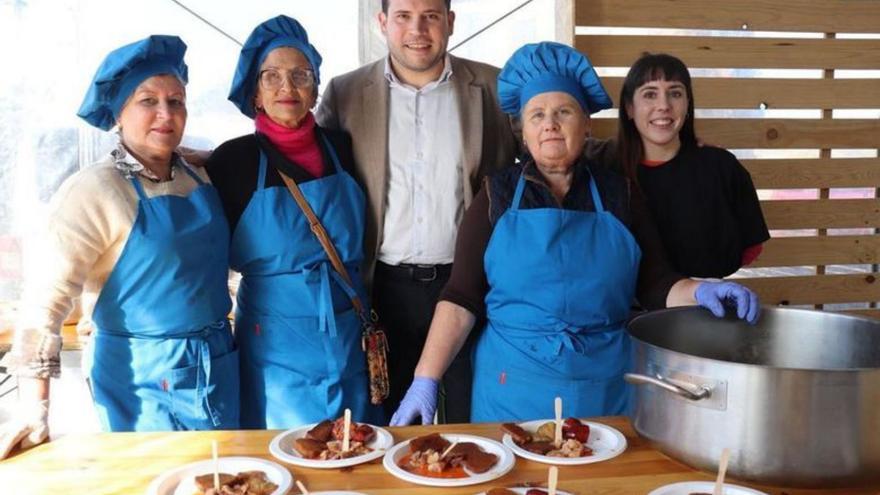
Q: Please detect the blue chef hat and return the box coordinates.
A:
[228,15,323,119]
[498,41,611,116]
[77,35,188,131]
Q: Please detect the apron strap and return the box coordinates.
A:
[316,263,339,338]
[317,132,343,174]
[513,167,606,212]
[312,261,364,339]
[256,148,269,191]
[195,335,221,426]
[511,172,527,211]
[179,161,207,186]
[128,176,149,201]
[587,171,605,213]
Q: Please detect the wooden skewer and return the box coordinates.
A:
[296,479,310,494]
[440,441,459,460]
[211,440,219,491]
[713,448,730,495]
[342,408,352,452]
[554,396,563,448]
[548,465,559,495]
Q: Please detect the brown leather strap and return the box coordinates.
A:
[279,172,367,318]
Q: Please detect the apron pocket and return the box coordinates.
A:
[169,348,240,430]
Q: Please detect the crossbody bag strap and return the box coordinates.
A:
[278,172,367,318]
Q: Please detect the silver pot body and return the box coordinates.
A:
[626,306,880,487]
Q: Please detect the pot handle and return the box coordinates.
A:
[624,373,712,401]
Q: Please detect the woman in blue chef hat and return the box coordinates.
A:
[205,15,383,429]
[391,42,761,424]
[0,35,239,458]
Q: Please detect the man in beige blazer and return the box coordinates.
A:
[316,0,518,423]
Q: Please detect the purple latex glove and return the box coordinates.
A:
[695,281,760,324]
[389,376,439,426]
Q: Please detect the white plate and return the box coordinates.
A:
[308,492,369,495]
[383,433,516,487]
[269,422,393,469]
[145,456,292,495]
[648,481,770,495]
[476,488,574,495]
[501,419,627,465]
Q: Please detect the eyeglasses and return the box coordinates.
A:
[258,68,315,90]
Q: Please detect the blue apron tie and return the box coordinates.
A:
[306,262,365,338]
[317,263,338,338]
[553,330,587,356]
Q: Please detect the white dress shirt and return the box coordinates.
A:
[379,56,464,265]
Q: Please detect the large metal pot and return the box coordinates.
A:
[625,306,880,487]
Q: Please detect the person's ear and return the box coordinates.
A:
[447,10,455,36]
[625,102,634,119]
[378,12,388,36]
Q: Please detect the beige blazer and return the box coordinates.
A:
[316,55,519,285]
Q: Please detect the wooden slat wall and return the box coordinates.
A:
[577,36,880,70]
[742,158,880,189]
[600,78,880,110]
[590,119,880,149]
[577,0,880,33]
[576,0,880,317]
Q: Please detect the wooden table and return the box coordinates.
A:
[1,417,876,495]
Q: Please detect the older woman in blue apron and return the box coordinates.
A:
[206,16,382,429]
[390,42,760,425]
[0,35,239,458]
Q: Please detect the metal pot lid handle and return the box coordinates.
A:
[624,373,712,401]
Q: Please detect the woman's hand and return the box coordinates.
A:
[695,281,760,324]
[176,146,212,167]
[0,399,49,459]
[389,377,439,426]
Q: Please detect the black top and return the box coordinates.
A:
[637,144,770,278]
[205,127,360,233]
[439,156,683,319]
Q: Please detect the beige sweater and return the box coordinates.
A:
[3,154,210,378]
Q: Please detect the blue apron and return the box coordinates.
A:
[471,170,642,422]
[231,134,383,429]
[88,164,239,432]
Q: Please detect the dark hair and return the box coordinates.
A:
[382,0,451,13]
[617,53,696,182]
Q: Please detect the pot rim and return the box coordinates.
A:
[627,306,880,373]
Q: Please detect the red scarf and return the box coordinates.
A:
[255,112,324,177]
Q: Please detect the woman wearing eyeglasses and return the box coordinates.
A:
[206,15,382,429]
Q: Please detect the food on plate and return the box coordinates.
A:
[502,418,594,458]
[292,417,376,460]
[500,423,531,445]
[562,417,590,443]
[535,421,556,441]
[398,432,499,478]
[448,442,498,473]
[193,470,277,495]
